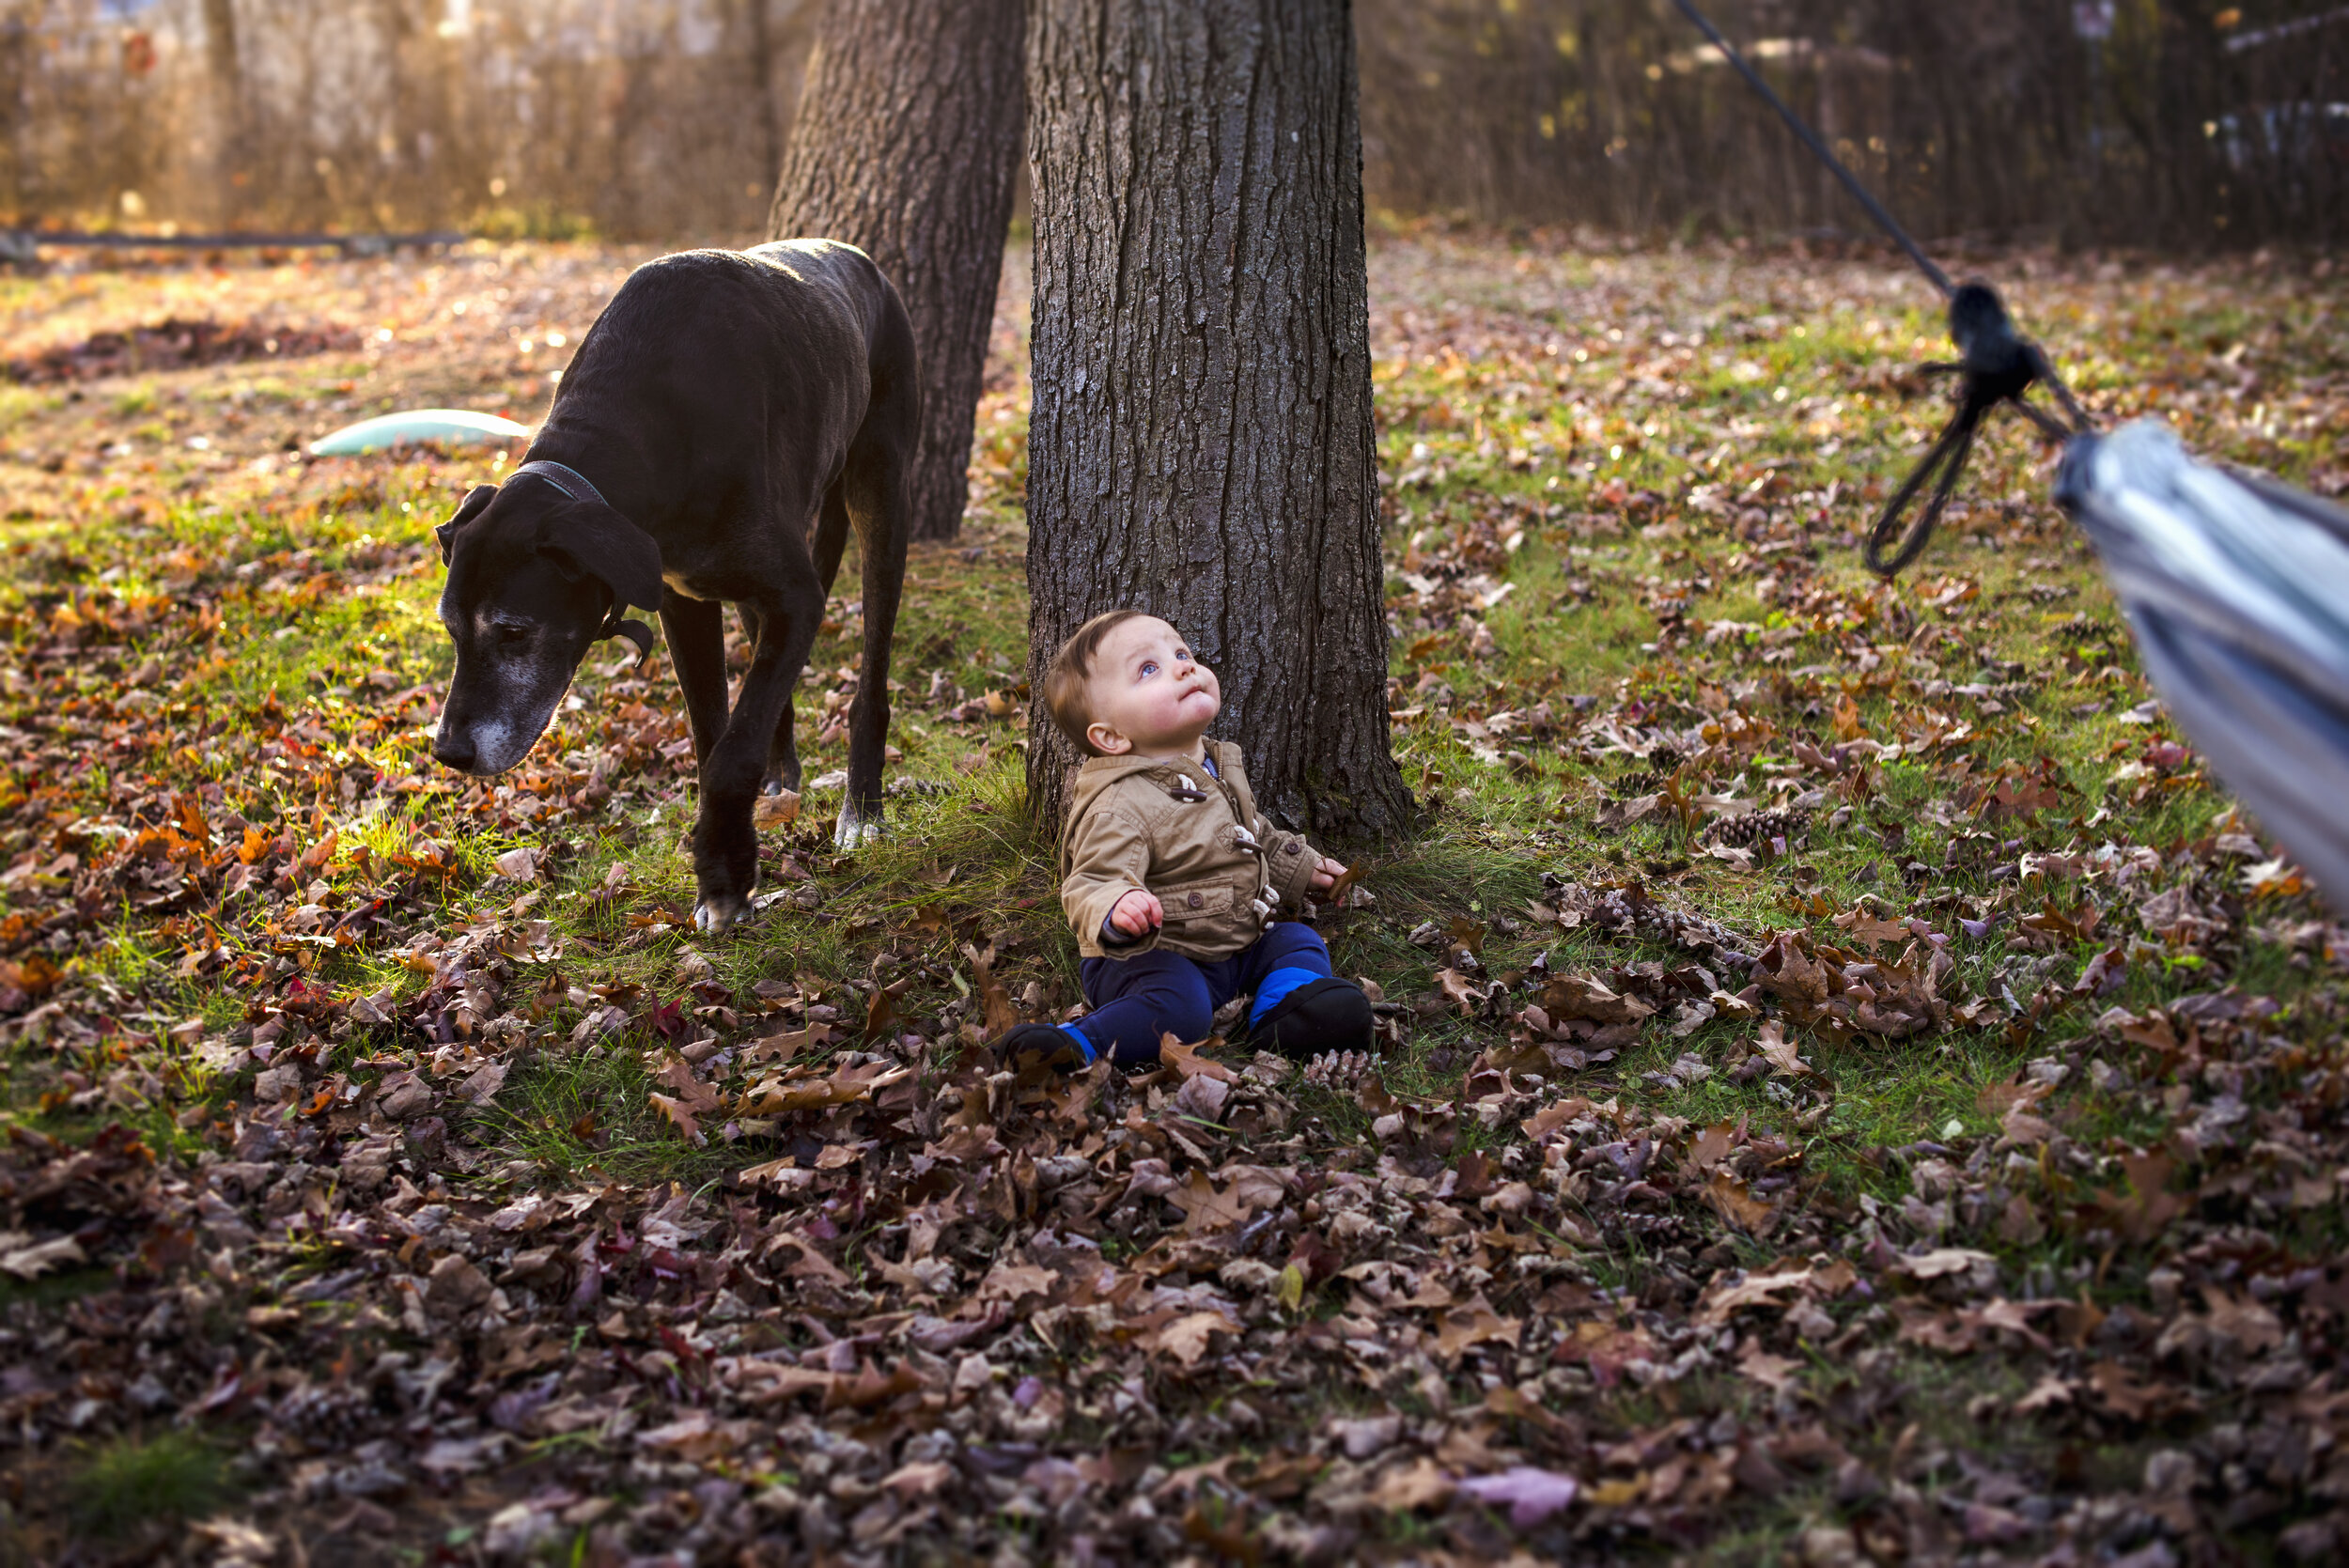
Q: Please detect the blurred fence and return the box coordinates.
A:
[1358,0,2346,248]
[0,0,2340,246]
[0,0,817,241]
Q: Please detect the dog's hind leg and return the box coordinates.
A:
[756,479,852,798]
[836,444,910,848]
[813,473,852,593]
[661,589,729,767]
[692,576,824,935]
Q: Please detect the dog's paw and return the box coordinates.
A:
[832,808,885,850]
[693,894,754,935]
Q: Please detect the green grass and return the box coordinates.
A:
[0,237,2343,1556]
[67,1431,236,1535]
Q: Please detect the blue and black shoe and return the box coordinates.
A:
[994,1022,1097,1075]
[1248,978,1373,1060]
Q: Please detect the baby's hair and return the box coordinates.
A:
[1042,608,1150,755]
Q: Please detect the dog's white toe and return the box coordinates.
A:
[693,897,752,935]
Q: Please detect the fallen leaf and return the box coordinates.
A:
[1146,1309,1239,1368]
[1755,1019,1812,1077]
[2012,1375,2077,1414]
[0,1235,86,1279]
[1696,1268,1814,1325]
[1365,1455,1455,1512]
[1894,1247,1996,1281]
[1434,1296,1522,1361]
[1539,972,1654,1024]
[648,1093,707,1143]
[1735,1335,1802,1391]
[1160,1036,1236,1082]
[1703,1169,1780,1234]
[1170,1167,1260,1235]
[1457,1466,1579,1527]
[976,1260,1058,1305]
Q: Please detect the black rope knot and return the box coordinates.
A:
[1863,283,2088,579]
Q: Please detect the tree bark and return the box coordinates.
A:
[737,0,786,184]
[201,0,247,223]
[1023,0,1411,841]
[767,0,1025,543]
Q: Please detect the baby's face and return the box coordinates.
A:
[1084,615,1221,757]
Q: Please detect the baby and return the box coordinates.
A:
[996,610,1375,1069]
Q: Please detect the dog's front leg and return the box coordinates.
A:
[661,590,730,767]
[690,586,820,934]
[738,603,802,797]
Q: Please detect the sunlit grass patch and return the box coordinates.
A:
[67,1431,235,1535]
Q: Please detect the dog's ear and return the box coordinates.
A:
[436,485,498,566]
[538,502,664,612]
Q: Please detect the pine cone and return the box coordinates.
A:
[1702,805,1813,849]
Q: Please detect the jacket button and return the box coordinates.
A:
[1283,841,1299,854]
[1187,893,1204,908]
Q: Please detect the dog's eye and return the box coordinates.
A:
[494,623,532,646]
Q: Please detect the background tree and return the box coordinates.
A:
[767,0,1026,544]
[1023,0,1412,839]
[200,0,246,221]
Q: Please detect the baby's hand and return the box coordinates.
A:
[1310,855,1346,893]
[1109,889,1163,937]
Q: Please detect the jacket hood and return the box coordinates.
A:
[1067,740,1237,826]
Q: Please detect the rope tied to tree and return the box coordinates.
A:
[1674,0,2349,917]
[1669,0,2097,579]
[1862,283,2091,576]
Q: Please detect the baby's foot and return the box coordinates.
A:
[993,1022,1097,1075]
[1249,977,1373,1060]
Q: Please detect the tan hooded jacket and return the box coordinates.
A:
[1059,739,1323,960]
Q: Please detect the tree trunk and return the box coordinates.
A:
[768,0,1025,543]
[201,0,246,224]
[1023,0,1411,841]
[741,0,785,186]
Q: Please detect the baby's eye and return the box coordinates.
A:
[1139,660,1159,677]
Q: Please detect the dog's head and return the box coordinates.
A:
[430,478,662,776]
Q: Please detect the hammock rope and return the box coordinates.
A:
[1671,0,2349,915]
[1668,0,2095,576]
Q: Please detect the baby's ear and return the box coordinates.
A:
[1086,722,1129,756]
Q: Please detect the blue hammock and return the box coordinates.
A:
[1666,0,2349,912]
[2057,422,2349,914]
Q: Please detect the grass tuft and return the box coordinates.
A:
[68,1431,234,1536]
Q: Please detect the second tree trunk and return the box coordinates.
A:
[768,0,1025,543]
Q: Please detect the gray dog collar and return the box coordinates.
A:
[509,458,608,509]
[507,459,658,667]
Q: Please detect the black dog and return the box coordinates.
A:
[430,239,918,933]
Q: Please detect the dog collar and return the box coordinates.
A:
[508,458,658,668]
[508,458,608,508]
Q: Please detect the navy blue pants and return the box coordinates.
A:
[1076,922,1333,1066]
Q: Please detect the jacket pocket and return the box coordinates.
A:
[1159,881,1235,924]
